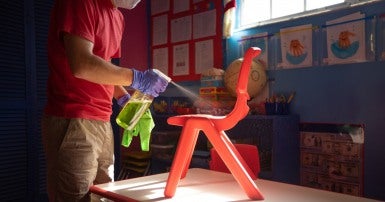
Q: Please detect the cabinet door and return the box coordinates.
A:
[300,124,364,197]
[226,115,300,184]
[227,118,273,173]
[271,115,300,184]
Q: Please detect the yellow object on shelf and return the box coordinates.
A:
[199,87,230,95]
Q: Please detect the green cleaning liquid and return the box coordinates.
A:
[116,93,152,130]
[116,69,172,130]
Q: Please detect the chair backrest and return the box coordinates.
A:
[209,144,261,180]
[217,47,261,131]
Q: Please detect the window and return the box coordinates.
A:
[239,0,370,28]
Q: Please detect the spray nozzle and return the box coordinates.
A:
[152,69,172,83]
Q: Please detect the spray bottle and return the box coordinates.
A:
[116,69,171,130]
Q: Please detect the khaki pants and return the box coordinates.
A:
[41,115,114,202]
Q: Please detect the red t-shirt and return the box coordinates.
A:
[45,0,124,121]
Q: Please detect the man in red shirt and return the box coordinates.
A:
[41,0,167,201]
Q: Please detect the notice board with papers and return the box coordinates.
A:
[150,0,223,82]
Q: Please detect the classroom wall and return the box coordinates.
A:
[225,1,385,200]
[120,1,149,70]
[142,1,385,200]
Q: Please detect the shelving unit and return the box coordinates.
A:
[300,123,364,196]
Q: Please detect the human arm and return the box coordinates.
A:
[63,32,169,97]
[114,86,131,107]
[63,33,134,86]
[114,86,129,100]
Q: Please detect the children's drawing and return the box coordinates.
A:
[326,12,365,64]
[290,39,304,57]
[286,39,308,65]
[330,30,359,59]
[280,24,313,68]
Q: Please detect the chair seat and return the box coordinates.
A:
[167,114,226,126]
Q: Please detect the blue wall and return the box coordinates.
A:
[225,1,385,200]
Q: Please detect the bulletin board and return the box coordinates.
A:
[150,0,223,82]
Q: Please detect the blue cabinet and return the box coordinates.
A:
[226,115,300,184]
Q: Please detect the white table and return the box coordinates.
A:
[90,168,379,202]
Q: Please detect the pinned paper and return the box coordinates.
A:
[326,12,366,64]
[280,24,313,69]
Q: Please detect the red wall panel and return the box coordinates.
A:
[120,2,148,71]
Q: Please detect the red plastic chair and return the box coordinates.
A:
[164,47,264,200]
[209,143,260,180]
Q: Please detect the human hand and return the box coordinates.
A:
[338,31,355,49]
[289,39,304,57]
[130,69,169,97]
[117,93,131,107]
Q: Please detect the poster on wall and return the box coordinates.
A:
[239,32,269,69]
[173,0,190,13]
[151,0,170,15]
[195,39,214,74]
[325,12,366,65]
[193,9,217,39]
[152,15,168,46]
[171,16,192,43]
[153,47,169,75]
[280,24,313,69]
[173,44,189,76]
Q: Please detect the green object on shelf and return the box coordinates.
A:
[121,109,155,151]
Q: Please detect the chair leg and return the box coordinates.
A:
[206,128,264,200]
[164,122,200,198]
[180,128,200,179]
[143,161,151,176]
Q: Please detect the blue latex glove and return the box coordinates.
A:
[117,93,131,107]
[130,69,169,97]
